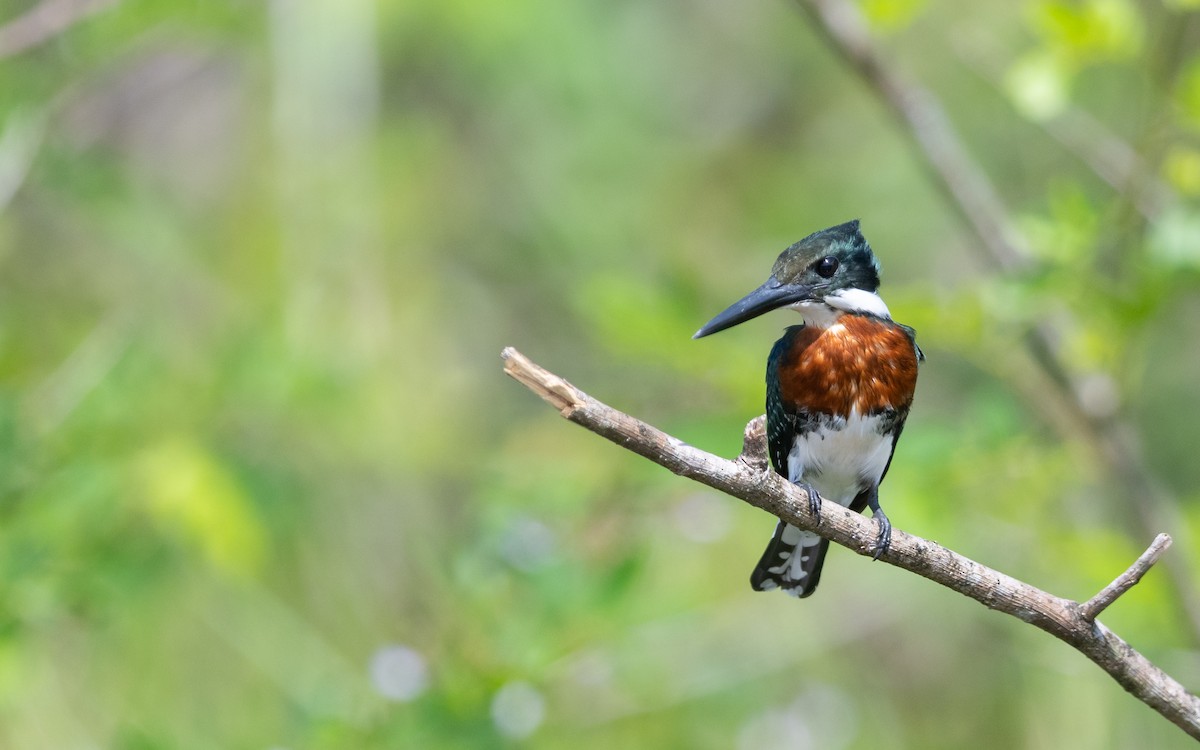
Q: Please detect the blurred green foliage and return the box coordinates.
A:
[2,0,1200,747]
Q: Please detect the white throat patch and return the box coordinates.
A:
[826,288,892,318]
[790,288,891,327]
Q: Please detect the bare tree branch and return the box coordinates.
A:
[1081,533,1173,623]
[792,0,1200,646]
[951,40,1173,220]
[502,346,1200,741]
[0,0,116,60]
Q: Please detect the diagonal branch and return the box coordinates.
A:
[792,0,1028,273]
[501,347,1200,742]
[0,0,116,60]
[949,39,1173,220]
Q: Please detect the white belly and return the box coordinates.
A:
[786,410,893,546]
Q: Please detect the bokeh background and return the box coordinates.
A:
[5,0,1200,747]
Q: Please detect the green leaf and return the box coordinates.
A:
[1148,206,1200,271]
[860,0,930,32]
[1178,57,1200,131]
[1162,146,1200,194]
[1031,0,1143,63]
[133,438,267,578]
[1005,52,1069,120]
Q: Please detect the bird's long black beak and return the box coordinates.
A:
[693,276,817,339]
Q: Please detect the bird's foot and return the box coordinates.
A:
[871,507,892,560]
[797,481,822,521]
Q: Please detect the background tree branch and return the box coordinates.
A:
[502,346,1200,742]
[0,0,116,60]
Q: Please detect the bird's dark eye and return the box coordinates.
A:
[815,256,839,278]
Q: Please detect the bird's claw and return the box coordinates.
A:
[871,509,892,560]
[798,482,822,521]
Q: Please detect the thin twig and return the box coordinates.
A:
[1080,533,1173,622]
[502,347,1200,741]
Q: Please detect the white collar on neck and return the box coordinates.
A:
[790,288,892,327]
[825,288,891,318]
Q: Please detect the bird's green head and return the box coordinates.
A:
[693,220,887,339]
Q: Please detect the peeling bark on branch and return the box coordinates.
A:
[502,347,1200,742]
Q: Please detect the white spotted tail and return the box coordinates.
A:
[750,521,830,597]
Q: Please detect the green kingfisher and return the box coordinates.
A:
[694,220,922,598]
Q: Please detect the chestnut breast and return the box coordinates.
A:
[776,315,919,419]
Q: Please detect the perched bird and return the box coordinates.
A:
[693,220,922,598]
